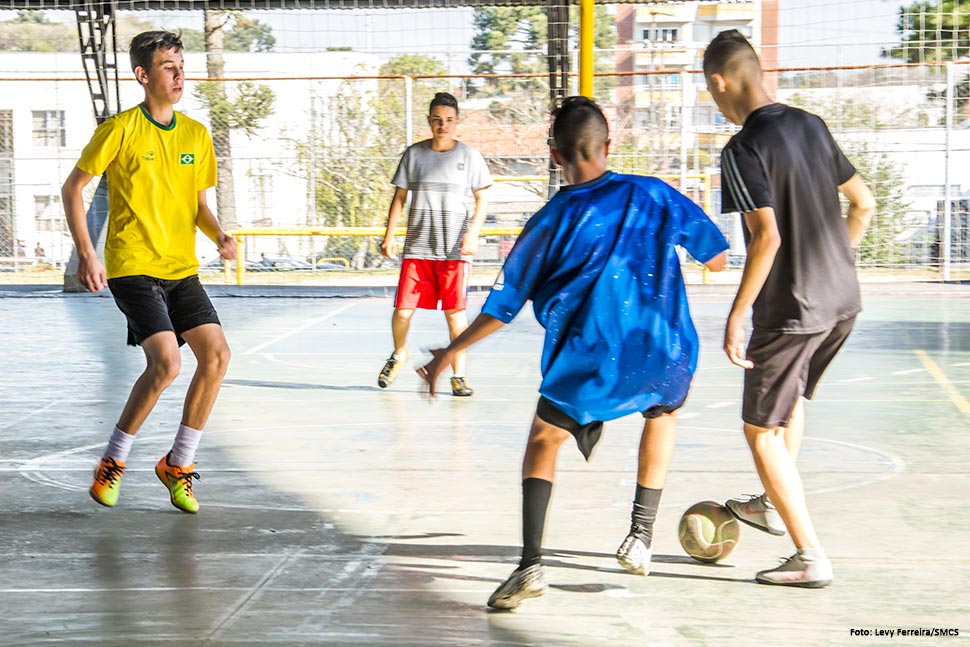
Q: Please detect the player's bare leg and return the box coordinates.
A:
[179,323,231,430]
[444,308,472,396]
[379,308,414,388]
[489,415,570,609]
[618,412,677,575]
[116,331,182,434]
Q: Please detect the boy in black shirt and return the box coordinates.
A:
[703,30,875,587]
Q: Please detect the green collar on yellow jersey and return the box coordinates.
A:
[139,104,177,131]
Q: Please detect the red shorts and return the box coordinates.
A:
[394,259,469,310]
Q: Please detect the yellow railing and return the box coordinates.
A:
[225,226,524,285]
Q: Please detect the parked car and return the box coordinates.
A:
[258,257,314,271]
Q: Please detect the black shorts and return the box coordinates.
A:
[107,274,220,347]
[536,396,685,461]
[742,316,856,429]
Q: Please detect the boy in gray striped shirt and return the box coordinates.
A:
[378,92,492,395]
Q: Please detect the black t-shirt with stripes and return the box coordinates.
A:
[720,103,860,333]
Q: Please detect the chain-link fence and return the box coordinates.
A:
[1,3,969,283]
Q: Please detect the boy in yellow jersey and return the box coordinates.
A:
[62,30,236,514]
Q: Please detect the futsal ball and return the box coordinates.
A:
[677,500,740,563]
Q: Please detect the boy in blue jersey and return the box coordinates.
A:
[418,96,729,609]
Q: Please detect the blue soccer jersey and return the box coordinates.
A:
[483,171,729,425]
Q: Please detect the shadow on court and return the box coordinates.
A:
[2,286,969,646]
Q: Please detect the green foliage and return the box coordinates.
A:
[378,54,449,150]
[225,14,275,53]
[885,1,970,123]
[468,6,616,95]
[0,18,74,52]
[786,92,912,266]
[297,81,400,233]
[884,1,970,63]
[194,81,275,137]
[14,10,52,24]
[179,29,206,52]
[296,54,457,267]
[179,13,274,53]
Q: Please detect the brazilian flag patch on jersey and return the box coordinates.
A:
[179,153,195,165]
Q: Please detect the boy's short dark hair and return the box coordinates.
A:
[429,92,459,116]
[129,30,183,74]
[702,29,760,76]
[550,96,609,165]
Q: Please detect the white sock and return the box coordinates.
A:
[104,425,135,463]
[168,423,204,467]
[799,546,827,560]
[393,350,407,361]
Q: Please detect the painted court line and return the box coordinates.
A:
[913,349,970,417]
[892,367,927,376]
[243,303,356,355]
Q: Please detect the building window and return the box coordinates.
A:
[32,110,66,147]
[34,195,64,232]
[643,27,679,43]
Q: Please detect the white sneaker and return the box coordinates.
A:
[725,493,786,536]
[615,532,652,575]
[487,564,547,609]
[756,548,833,588]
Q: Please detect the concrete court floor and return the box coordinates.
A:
[1,283,968,647]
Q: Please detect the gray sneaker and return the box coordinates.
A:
[616,533,652,575]
[756,548,833,588]
[487,564,547,609]
[725,493,786,536]
[450,376,474,397]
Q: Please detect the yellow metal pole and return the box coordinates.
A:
[579,0,595,98]
[236,236,245,286]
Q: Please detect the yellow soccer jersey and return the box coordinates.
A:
[76,104,217,280]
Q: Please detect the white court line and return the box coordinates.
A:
[677,412,700,420]
[705,401,735,409]
[243,303,356,355]
[951,362,970,367]
[892,367,927,375]
[840,376,874,383]
[205,552,299,640]
[0,586,493,594]
[0,402,57,432]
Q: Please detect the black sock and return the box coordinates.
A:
[631,484,663,548]
[519,478,553,569]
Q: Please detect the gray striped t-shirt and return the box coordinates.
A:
[391,140,493,260]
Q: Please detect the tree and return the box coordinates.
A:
[194,11,276,231]
[297,79,398,268]
[786,92,913,266]
[180,13,275,53]
[468,6,616,97]
[0,11,75,52]
[885,1,970,123]
[884,1,970,63]
[377,54,448,151]
[292,55,449,268]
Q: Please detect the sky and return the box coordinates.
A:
[0,1,913,70]
[776,0,909,66]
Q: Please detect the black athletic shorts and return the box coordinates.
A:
[107,274,221,347]
[742,316,856,429]
[536,395,685,462]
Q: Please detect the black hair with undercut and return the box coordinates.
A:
[129,30,183,74]
[429,92,459,116]
[550,96,609,165]
[702,29,761,77]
